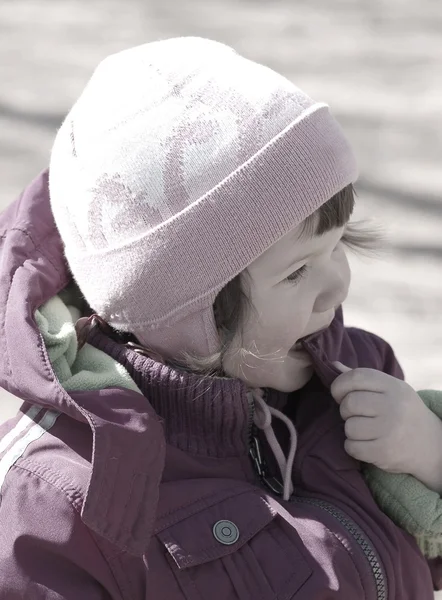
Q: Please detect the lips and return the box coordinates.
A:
[291,340,304,351]
[291,324,331,352]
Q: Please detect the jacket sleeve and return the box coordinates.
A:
[360,332,442,588]
[0,462,124,600]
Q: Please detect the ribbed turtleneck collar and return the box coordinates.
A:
[88,327,289,458]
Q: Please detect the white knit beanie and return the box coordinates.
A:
[49,37,358,361]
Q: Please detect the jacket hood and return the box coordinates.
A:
[0,170,167,554]
[0,170,74,412]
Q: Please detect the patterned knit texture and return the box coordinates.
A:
[49,36,358,360]
[363,389,442,558]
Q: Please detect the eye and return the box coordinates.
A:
[284,264,309,285]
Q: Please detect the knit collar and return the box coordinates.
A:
[88,326,289,458]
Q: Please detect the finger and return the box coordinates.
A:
[344,439,381,464]
[331,368,386,404]
[333,361,352,373]
[344,416,379,441]
[339,391,382,420]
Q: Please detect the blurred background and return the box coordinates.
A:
[1,2,442,596]
[1,2,441,409]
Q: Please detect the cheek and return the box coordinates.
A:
[343,256,352,288]
[236,284,316,353]
[290,285,317,324]
[265,293,313,347]
[335,253,352,303]
[272,282,315,322]
[312,252,351,312]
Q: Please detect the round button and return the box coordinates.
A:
[213,520,239,545]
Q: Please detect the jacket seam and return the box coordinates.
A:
[2,227,67,381]
[154,485,253,532]
[8,227,63,276]
[13,458,86,511]
[264,526,311,595]
[9,461,130,599]
[0,239,14,379]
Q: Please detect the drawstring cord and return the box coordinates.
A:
[251,388,298,501]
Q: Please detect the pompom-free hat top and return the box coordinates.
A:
[49,36,358,361]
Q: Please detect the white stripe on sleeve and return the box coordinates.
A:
[0,405,42,455]
[0,409,60,490]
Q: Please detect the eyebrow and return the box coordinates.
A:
[279,228,319,273]
[281,251,315,274]
[281,222,348,274]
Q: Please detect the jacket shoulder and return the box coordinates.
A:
[0,405,94,524]
[343,326,404,379]
[0,451,124,599]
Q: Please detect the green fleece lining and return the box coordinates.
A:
[35,295,442,557]
[363,390,442,558]
[35,295,141,394]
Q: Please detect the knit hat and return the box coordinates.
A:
[49,37,358,361]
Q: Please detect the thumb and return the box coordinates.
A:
[331,361,353,405]
[332,361,352,373]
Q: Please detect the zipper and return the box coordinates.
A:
[292,495,387,600]
[247,390,285,495]
[247,422,387,600]
[246,391,255,453]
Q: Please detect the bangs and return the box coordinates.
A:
[301,184,355,238]
[299,184,382,254]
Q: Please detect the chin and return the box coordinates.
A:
[267,365,314,394]
[225,357,314,393]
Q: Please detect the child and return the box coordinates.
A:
[0,37,441,598]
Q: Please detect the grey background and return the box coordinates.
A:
[1,1,442,595]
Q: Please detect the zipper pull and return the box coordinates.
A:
[249,435,285,496]
[249,436,264,478]
[263,474,285,496]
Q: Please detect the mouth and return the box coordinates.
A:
[290,341,305,352]
[290,323,332,352]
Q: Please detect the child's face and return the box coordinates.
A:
[222,223,350,392]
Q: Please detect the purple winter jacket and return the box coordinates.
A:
[0,170,440,599]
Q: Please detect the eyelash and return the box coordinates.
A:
[284,235,350,285]
[285,264,309,284]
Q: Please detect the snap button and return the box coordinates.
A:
[213,520,239,545]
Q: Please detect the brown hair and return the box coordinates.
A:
[164,184,380,378]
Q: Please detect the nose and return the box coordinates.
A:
[313,252,350,314]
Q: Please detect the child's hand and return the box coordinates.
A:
[331,362,442,485]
